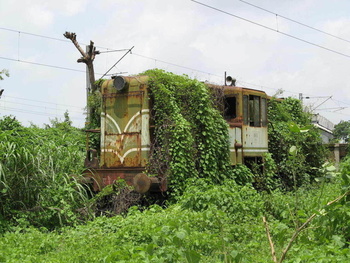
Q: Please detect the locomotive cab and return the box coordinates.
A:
[208,84,269,166]
[84,76,164,193]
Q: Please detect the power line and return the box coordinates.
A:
[2,99,85,114]
[99,49,131,54]
[236,80,302,97]
[332,98,350,107]
[4,95,84,109]
[99,46,134,80]
[317,107,347,111]
[1,26,224,80]
[132,53,222,78]
[0,52,223,84]
[190,0,350,59]
[0,52,334,104]
[238,0,350,44]
[0,54,223,85]
[0,26,128,51]
[2,25,348,109]
[0,56,107,76]
[0,105,85,120]
[0,27,70,43]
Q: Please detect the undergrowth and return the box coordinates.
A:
[0,116,91,230]
[1,179,349,262]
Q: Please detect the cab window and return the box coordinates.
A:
[224,96,237,120]
[243,95,267,127]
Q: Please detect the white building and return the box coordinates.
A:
[312,114,334,143]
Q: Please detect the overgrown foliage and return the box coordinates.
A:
[85,80,104,153]
[332,120,350,143]
[87,80,104,129]
[144,69,234,196]
[0,115,91,230]
[268,97,327,189]
[1,175,349,262]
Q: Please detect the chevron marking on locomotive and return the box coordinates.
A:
[102,110,151,164]
[102,147,150,164]
[124,109,150,133]
[102,112,122,134]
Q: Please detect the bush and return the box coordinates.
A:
[0,116,91,230]
[268,98,327,189]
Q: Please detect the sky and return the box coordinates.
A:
[1,0,350,128]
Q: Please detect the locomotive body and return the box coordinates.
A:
[84,75,268,193]
[213,84,269,166]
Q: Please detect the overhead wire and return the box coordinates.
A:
[1,24,349,115]
[99,46,134,80]
[0,27,224,82]
[332,98,350,107]
[0,26,129,51]
[1,99,85,114]
[238,0,350,44]
[0,50,339,109]
[4,95,84,109]
[132,53,222,78]
[0,105,85,120]
[2,23,349,85]
[190,0,350,59]
[0,56,106,75]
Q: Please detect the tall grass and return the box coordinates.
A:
[0,117,92,230]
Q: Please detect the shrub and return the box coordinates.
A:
[0,116,91,230]
[268,98,327,189]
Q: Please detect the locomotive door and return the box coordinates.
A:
[224,94,243,165]
[101,91,144,168]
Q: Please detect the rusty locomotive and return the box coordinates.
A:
[84,75,268,193]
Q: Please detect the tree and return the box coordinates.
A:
[268,97,327,189]
[64,32,99,124]
[63,32,99,91]
[0,115,21,130]
[333,120,350,143]
[46,111,73,131]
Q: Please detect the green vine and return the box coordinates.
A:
[87,80,104,129]
[86,80,104,152]
[144,69,233,196]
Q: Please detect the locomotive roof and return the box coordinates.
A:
[205,83,267,96]
[105,76,268,97]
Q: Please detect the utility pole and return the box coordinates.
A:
[299,93,310,103]
[64,32,100,124]
[86,46,91,124]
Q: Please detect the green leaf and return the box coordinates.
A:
[175,230,187,240]
[185,250,201,263]
[288,122,300,133]
[289,145,297,155]
[326,165,337,172]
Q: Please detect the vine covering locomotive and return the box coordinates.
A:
[84,75,268,193]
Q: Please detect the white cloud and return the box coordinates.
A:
[26,4,54,28]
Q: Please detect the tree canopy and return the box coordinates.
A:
[333,120,350,143]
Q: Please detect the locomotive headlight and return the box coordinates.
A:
[226,76,236,86]
[113,76,127,91]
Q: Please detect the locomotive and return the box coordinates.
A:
[84,75,268,193]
